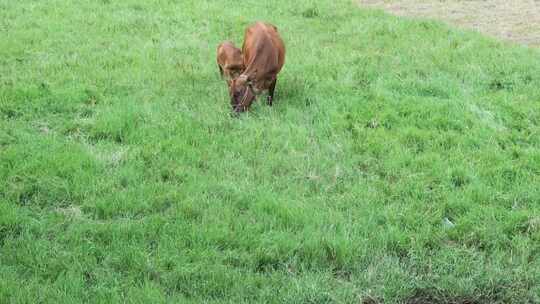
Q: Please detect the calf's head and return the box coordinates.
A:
[217,42,244,80]
[223,62,244,80]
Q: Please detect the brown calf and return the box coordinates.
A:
[217,41,244,81]
[230,22,285,112]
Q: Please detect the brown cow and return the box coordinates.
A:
[217,41,244,81]
[230,22,285,112]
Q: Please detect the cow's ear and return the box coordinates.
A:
[237,74,248,85]
[243,74,253,85]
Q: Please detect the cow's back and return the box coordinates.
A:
[242,22,285,78]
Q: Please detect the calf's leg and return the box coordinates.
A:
[218,65,224,78]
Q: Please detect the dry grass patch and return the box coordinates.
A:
[359,0,540,46]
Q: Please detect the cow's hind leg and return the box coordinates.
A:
[267,79,277,106]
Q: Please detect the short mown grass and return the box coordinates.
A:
[1,0,540,303]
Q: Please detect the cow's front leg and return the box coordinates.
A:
[267,79,277,106]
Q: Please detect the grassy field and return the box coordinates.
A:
[1,0,540,303]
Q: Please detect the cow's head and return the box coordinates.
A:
[229,74,256,112]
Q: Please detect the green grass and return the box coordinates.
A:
[1,0,540,303]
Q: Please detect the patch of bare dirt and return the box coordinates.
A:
[360,289,492,304]
[359,0,540,47]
